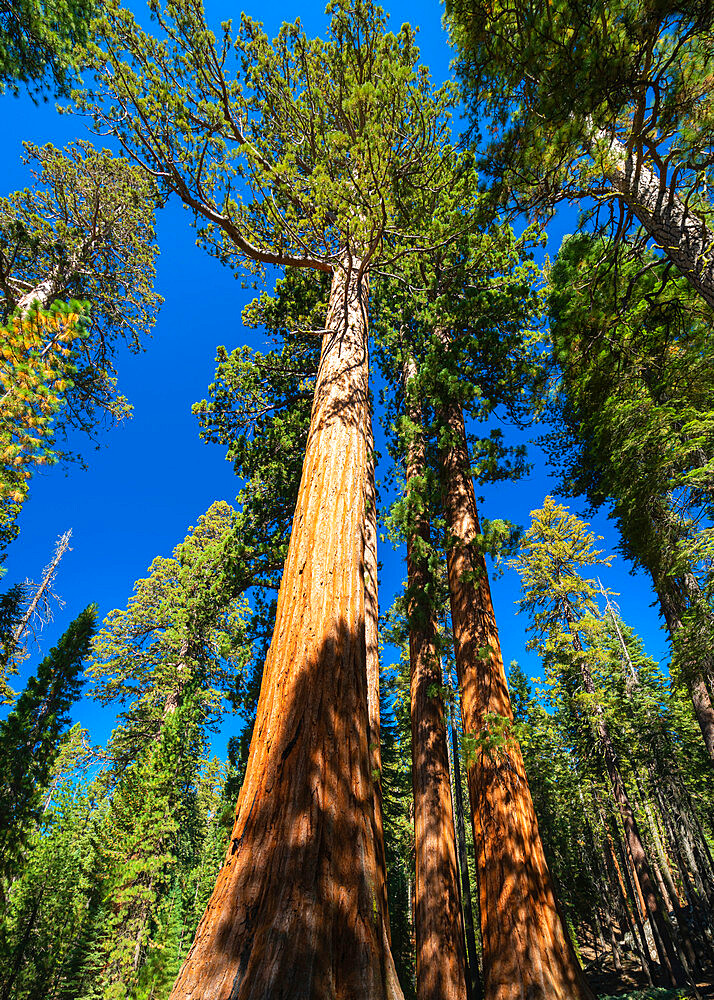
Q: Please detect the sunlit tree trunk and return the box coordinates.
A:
[170,262,403,1000]
[365,400,391,943]
[436,374,593,1000]
[403,356,468,1000]
[449,700,482,1000]
[593,128,714,310]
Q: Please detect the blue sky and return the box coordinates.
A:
[1,0,668,753]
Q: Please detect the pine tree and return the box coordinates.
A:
[89,500,249,764]
[0,0,95,98]
[0,777,104,1000]
[0,142,161,545]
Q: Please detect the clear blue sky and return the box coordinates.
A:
[1,0,667,753]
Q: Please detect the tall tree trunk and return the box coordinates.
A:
[602,826,652,981]
[640,785,699,973]
[435,371,593,1000]
[449,700,483,1000]
[403,355,468,1000]
[365,398,391,944]
[169,262,403,1000]
[593,128,714,310]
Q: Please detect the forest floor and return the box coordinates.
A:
[579,932,714,998]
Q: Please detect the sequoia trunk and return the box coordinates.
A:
[404,356,468,1000]
[436,380,593,1000]
[169,262,403,1000]
[366,399,391,941]
[449,701,482,1000]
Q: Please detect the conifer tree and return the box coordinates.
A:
[0,0,96,98]
[447,0,714,308]
[84,1,464,992]
[546,234,714,761]
[96,696,207,998]
[399,354,469,1000]
[0,142,161,544]
[0,604,96,887]
[514,498,688,985]
[0,776,103,1000]
[84,507,251,997]
[371,201,591,997]
[89,500,249,763]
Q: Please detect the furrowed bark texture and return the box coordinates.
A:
[449,702,482,1000]
[437,389,593,1000]
[169,264,403,1000]
[595,130,714,310]
[404,357,468,1000]
[365,400,391,943]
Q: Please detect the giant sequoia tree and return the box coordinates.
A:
[399,353,469,1000]
[85,1,462,994]
[370,199,592,998]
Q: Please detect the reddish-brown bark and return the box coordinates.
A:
[366,400,391,942]
[449,702,483,1000]
[169,263,402,1000]
[437,390,594,1000]
[404,358,468,1000]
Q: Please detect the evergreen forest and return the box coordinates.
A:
[2,1,714,998]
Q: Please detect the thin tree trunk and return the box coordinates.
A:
[569,636,684,985]
[0,895,41,1000]
[593,128,714,310]
[403,354,468,1000]
[12,530,71,650]
[607,914,623,973]
[641,789,699,972]
[607,821,655,981]
[435,358,593,1000]
[449,699,483,1000]
[170,262,403,1000]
